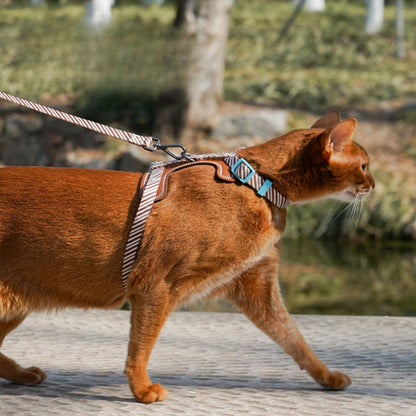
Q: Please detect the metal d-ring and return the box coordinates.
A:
[155,143,194,161]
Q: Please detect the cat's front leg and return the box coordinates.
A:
[225,255,351,390]
[125,292,172,404]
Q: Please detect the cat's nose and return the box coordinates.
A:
[369,174,375,189]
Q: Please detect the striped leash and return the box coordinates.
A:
[0,91,194,159]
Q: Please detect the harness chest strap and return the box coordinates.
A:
[121,154,290,291]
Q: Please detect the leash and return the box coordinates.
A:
[0,91,193,161]
[0,91,290,291]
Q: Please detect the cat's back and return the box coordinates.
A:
[0,165,141,197]
[0,166,142,212]
[0,166,143,249]
[0,167,144,299]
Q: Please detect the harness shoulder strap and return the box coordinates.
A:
[121,165,165,290]
[154,159,235,202]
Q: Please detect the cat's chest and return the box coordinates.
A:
[181,233,279,305]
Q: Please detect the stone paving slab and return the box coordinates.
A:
[0,310,415,415]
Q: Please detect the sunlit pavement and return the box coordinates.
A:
[1,310,415,415]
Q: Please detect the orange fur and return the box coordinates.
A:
[0,112,375,403]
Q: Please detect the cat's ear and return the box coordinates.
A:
[320,118,357,161]
[311,110,341,129]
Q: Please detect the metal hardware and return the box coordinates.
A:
[155,143,195,161]
[143,137,162,152]
[230,158,256,183]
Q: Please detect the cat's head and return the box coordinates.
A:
[238,111,375,205]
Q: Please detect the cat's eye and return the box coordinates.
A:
[361,164,368,172]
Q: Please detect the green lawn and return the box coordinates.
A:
[1,0,415,114]
[227,0,416,110]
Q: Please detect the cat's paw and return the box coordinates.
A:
[133,383,169,404]
[11,366,47,385]
[322,371,351,390]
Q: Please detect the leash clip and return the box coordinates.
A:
[155,143,195,161]
[143,138,194,161]
[143,137,162,152]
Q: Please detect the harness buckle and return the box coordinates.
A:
[231,158,256,183]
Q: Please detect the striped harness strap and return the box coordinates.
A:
[121,165,165,288]
[223,154,290,209]
[121,154,290,290]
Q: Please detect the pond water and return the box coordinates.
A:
[279,239,416,316]
[182,239,416,316]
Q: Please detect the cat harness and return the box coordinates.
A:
[121,153,290,290]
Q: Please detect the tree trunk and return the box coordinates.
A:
[396,0,405,58]
[365,0,384,35]
[85,0,114,29]
[170,0,234,140]
[293,0,325,12]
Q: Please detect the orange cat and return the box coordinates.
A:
[0,111,374,403]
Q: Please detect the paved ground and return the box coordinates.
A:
[0,310,415,415]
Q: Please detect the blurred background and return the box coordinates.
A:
[1,0,415,315]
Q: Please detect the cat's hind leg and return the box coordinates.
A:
[0,314,47,385]
[226,255,351,391]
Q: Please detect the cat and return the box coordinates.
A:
[0,111,375,403]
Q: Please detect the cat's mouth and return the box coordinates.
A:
[358,189,373,198]
[346,188,373,201]
[338,187,373,203]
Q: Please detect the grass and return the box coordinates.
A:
[1,0,416,115]
[226,0,416,110]
[0,3,186,129]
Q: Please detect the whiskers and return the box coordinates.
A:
[340,196,365,237]
[315,190,372,239]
